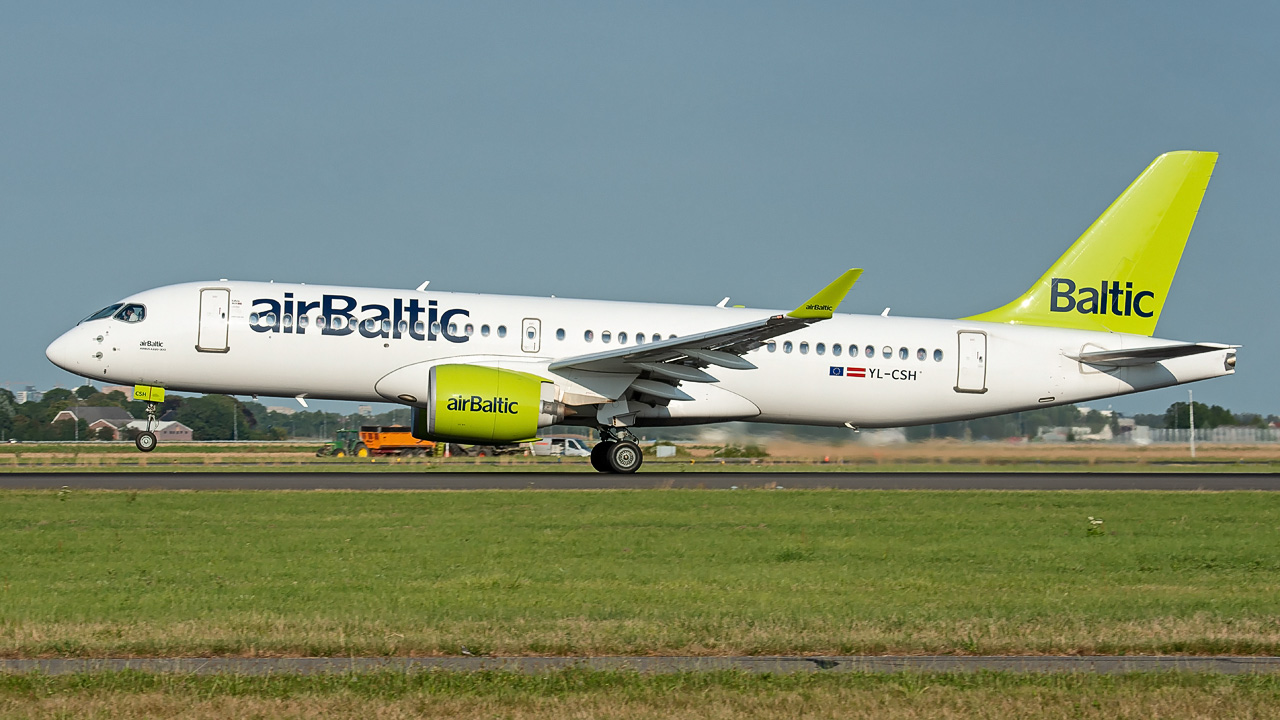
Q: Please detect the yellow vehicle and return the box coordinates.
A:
[316,426,436,457]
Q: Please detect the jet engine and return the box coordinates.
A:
[409,365,565,444]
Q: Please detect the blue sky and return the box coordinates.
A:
[3,3,1275,416]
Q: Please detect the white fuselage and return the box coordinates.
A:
[46,281,1236,428]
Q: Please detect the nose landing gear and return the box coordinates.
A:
[591,429,643,473]
[135,401,159,453]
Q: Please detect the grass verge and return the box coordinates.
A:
[4,489,1280,657]
[3,670,1280,719]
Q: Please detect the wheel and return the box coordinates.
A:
[354,442,369,457]
[590,441,614,472]
[135,431,157,453]
[607,440,642,474]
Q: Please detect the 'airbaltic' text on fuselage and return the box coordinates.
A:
[249,294,471,342]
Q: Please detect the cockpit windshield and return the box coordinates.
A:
[114,304,146,323]
[80,304,123,324]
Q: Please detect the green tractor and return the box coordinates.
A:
[315,429,360,457]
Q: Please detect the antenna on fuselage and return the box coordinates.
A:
[415,280,430,292]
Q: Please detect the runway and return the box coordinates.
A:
[3,656,1278,675]
[1,471,1278,490]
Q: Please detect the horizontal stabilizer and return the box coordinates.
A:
[1069,342,1235,367]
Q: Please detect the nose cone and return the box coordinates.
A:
[46,330,80,374]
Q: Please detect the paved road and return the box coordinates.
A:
[1,471,1278,490]
[2,656,1277,675]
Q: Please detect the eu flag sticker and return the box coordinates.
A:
[829,366,844,377]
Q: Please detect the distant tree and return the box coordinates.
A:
[0,389,14,439]
[75,385,96,400]
[1163,402,1237,429]
[1131,413,1164,427]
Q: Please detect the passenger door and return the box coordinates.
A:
[955,331,987,393]
[196,288,231,353]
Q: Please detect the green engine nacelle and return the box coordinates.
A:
[411,365,565,444]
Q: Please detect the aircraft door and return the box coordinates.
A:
[196,288,231,353]
[521,318,541,353]
[955,331,987,393]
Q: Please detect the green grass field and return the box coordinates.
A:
[4,670,1280,719]
[3,489,1279,658]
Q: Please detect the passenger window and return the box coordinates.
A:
[526,327,535,340]
[497,325,507,338]
[602,331,612,344]
[317,316,328,330]
[783,341,793,353]
[114,304,146,323]
[448,323,458,335]
[299,316,310,329]
[282,314,293,329]
[585,330,594,342]
[431,321,441,335]
[464,323,474,336]
[865,345,874,358]
[917,348,926,361]
[816,342,826,356]
[618,332,627,344]
[767,341,777,353]
[383,319,392,333]
[636,333,646,344]
[652,334,661,342]
[481,324,491,337]
[412,320,423,334]
[882,346,892,359]
[899,347,908,360]
[555,328,565,340]
[799,342,809,355]
[934,349,943,362]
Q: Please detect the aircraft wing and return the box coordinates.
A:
[1069,342,1237,367]
[548,269,860,402]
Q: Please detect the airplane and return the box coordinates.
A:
[45,151,1236,473]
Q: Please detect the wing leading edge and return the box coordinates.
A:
[548,269,861,403]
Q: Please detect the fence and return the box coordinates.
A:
[1143,427,1280,444]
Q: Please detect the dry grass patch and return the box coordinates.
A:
[3,671,1280,719]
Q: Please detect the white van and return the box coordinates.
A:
[529,436,592,457]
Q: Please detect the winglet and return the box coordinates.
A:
[787,269,862,319]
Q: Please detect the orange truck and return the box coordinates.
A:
[353,425,436,457]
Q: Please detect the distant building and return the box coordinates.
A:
[14,386,42,404]
[51,406,136,440]
[101,385,135,397]
[124,420,193,442]
[357,405,374,417]
[266,406,297,416]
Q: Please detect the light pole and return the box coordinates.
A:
[1188,389,1196,459]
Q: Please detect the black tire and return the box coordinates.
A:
[135,431,157,453]
[590,441,614,472]
[607,440,642,474]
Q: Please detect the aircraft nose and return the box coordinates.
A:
[45,330,80,373]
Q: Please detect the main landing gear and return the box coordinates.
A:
[135,402,158,453]
[591,429,643,474]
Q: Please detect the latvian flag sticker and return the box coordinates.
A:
[830,366,867,378]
